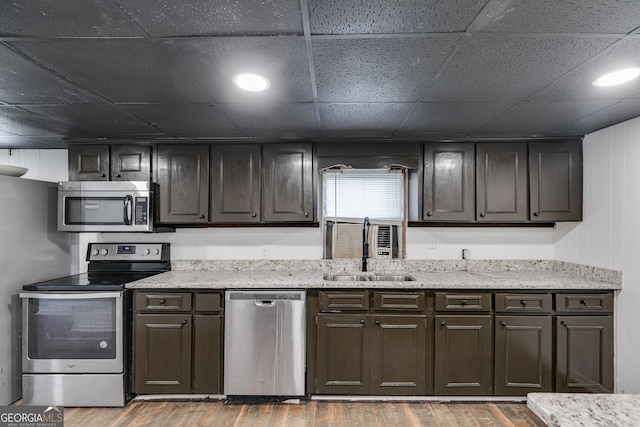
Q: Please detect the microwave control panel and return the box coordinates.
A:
[87,243,168,262]
[134,197,148,225]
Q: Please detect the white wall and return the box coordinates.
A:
[554,116,640,393]
[0,149,68,182]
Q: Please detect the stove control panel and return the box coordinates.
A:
[87,243,169,262]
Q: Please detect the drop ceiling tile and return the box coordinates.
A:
[425,36,615,102]
[218,103,318,138]
[159,37,313,103]
[0,106,90,137]
[313,37,460,103]
[530,38,640,102]
[551,99,640,135]
[21,105,162,137]
[319,103,413,136]
[0,0,142,37]
[11,39,210,104]
[475,100,616,135]
[117,0,303,36]
[309,0,488,34]
[400,102,512,134]
[123,105,242,137]
[471,0,640,34]
[0,44,105,105]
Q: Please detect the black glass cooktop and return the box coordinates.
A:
[23,270,164,292]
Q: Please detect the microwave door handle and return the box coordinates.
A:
[124,195,133,225]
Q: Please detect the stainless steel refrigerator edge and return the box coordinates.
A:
[0,176,72,405]
[224,290,306,397]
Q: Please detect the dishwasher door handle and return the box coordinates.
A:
[255,300,275,307]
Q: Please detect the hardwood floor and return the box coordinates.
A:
[62,400,545,427]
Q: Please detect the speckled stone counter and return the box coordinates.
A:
[528,393,640,426]
[126,259,621,290]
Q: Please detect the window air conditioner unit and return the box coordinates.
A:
[325,221,400,259]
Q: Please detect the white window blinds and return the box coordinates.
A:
[323,169,404,221]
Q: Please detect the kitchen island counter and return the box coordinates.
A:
[126,259,620,290]
[528,393,640,426]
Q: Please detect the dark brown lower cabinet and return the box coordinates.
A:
[315,314,427,395]
[494,316,552,395]
[133,291,223,395]
[556,315,613,393]
[434,315,493,395]
[134,314,192,394]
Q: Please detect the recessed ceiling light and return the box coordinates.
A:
[592,68,640,87]
[232,73,271,92]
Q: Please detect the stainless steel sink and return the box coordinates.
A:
[323,273,415,282]
[370,274,415,281]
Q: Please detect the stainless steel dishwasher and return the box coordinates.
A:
[224,290,306,397]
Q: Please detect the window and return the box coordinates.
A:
[322,169,405,222]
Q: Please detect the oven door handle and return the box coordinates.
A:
[123,195,133,225]
[19,292,124,300]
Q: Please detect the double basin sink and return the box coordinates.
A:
[323,273,415,282]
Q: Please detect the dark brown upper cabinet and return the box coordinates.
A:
[423,143,475,222]
[156,144,209,224]
[262,143,314,222]
[68,143,151,181]
[529,141,582,222]
[210,144,261,223]
[476,143,528,222]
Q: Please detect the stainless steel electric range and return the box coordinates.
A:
[20,242,170,407]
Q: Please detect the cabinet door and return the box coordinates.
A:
[434,315,492,395]
[68,144,109,180]
[134,314,192,394]
[529,141,582,221]
[156,145,209,223]
[110,145,151,181]
[316,314,370,394]
[210,144,261,223]
[494,316,552,396]
[370,315,427,395]
[476,143,527,222]
[556,316,613,393]
[423,143,474,222]
[193,314,222,394]
[262,143,313,222]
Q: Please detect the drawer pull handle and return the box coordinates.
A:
[159,299,166,305]
[520,300,527,307]
[460,300,467,306]
[580,299,588,306]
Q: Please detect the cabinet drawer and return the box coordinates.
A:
[319,291,369,311]
[556,293,613,313]
[195,292,223,312]
[373,292,426,312]
[495,293,552,314]
[435,292,491,312]
[135,292,192,312]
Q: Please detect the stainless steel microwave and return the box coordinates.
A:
[58,181,154,232]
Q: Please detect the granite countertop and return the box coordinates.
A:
[126,259,621,290]
[528,393,640,426]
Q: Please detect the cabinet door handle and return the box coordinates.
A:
[304,212,309,217]
[426,211,433,217]
[479,213,485,218]
[251,213,257,218]
[360,319,366,325]
[375,320,380,326]
[533,212,540,217]
[181,320,187,325]
[441,321,446,326]
[560,321,567,328]
[100,173,106,178]
[115,173,121,178]
[500,321,506,327]
[198,214,205,219]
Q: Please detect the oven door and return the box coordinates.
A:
[21,291,124,374]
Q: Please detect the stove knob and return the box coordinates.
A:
[154,249,160,255]
[92,249,99,256]
[144,249,151,255]
[100,248,109,256]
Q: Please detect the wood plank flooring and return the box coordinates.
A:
[62,400,546,427]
